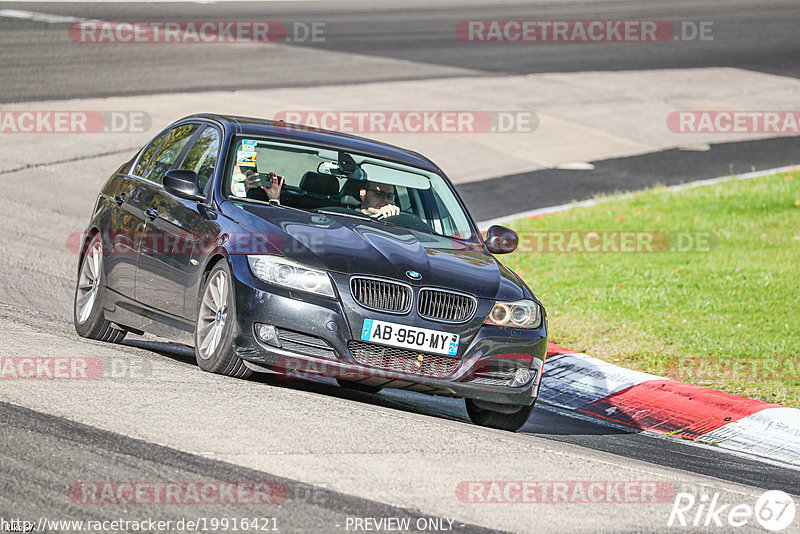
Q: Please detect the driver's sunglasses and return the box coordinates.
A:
[367,188,396,201]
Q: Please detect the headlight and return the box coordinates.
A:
[484,299,541,329]
[247,255,335,298]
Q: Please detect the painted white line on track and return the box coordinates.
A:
[0,8,292,47]
[0,4,316,25]
[477,163,799,230]
[0,9,82,23]
[1,1,317,4]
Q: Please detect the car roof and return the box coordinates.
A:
[186,113,443,174]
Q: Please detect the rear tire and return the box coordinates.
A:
[74,234,126,343]
[465,398,534,432]
[194,260,251,379]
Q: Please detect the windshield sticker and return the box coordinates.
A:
[236,150,257,166]
[232,181,246,197]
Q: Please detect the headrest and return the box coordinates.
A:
[338,179,363,207]
[299,172,339,196]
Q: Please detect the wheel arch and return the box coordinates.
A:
[77,227,101,274]
[200,251,230,286]
[193,250,231,317]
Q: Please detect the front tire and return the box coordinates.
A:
[194,260,251,378]
[465,399,534,432]
[74,234,126,343]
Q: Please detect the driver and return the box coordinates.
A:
[359,181,400,218]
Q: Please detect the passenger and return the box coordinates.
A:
[231,164,284,202]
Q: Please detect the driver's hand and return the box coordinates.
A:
[367,204,400,218]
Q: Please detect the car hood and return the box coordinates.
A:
[226,204,525,301]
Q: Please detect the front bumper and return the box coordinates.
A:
[227,255,547,407]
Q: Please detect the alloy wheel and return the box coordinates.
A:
[197,270,229,359]
[76,240,102,324]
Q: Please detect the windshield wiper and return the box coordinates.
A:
[316,209,372,221]
[317,209,411,231]
[316,209,470,241]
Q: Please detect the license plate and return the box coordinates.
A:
[360,319,460,356]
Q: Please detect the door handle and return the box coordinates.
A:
[114,193,126,206]
[146,207,158,220]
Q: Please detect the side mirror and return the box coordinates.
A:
[164,169,205,202]
[485,225,518,254]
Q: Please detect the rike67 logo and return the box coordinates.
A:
[668,490,796,531]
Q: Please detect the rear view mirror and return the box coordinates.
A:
[164,169,205,202]
[317,161,340,175]
[485,225,518,254]
[338,151,358,174]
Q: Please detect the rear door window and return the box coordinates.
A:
[178,126,221,191]
[133,131,167,177]
[141,124,199,184]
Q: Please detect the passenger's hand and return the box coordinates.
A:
[243,169,260,190]
[262,173,284,201]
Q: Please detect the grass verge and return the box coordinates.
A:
[504,171,800,407]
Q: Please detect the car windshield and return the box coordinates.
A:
[224,137,476,241]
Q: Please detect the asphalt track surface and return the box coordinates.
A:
[1,401,500,534]
[1,0,800,102]
[2,1,800,532]
[462,135,800,221]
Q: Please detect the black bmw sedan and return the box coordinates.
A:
[74,114,547,431]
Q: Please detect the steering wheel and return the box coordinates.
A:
[377,211,433,232]
[375,207,412,219]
